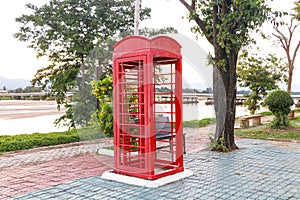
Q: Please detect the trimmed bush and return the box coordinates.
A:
[0,128,104,154]
[264,90,294,128]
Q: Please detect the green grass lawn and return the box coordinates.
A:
[235,115,300,140]
[0,126,105,154]
[183,118,216,128]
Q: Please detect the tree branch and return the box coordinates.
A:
[230,15,243,32]
[272,32,288,52]
[178,0,192,12]
[273,18,300,68]
[191,0,196,10]
[292,40,300,66]
[178,0,212,44]
[273,26,289,51]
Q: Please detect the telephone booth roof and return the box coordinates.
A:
[113,35,182,59]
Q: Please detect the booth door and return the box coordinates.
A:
[114,56,153,174]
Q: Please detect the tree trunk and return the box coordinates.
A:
[81,55,85,88]
[287,62,293,94]
[213,51,238,151]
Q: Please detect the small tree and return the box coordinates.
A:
[237,50,287,114]
[264,90,294,128]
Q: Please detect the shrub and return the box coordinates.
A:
[0,131,78,153]
[264,90,294,128]
[91,75,114,137]
[209,137,229,152]
[0,128,106,154]
[94,102,113,137]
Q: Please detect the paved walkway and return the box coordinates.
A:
[1,127,300,199]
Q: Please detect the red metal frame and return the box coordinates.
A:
[113,36,183,180]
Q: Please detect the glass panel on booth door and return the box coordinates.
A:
[116,59,146,169]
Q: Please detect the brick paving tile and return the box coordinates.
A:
[13,139,300,200]
[0,153,113,200]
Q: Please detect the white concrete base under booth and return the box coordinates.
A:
[97,148,114,157]
[101,169,194,188]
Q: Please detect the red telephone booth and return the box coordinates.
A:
[113,35,183,180]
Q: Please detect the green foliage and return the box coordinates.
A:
[209,137,229,152]
[0,97,12,100]
[91,76,113,101]
[92,102,113,137]
[186,0,274,54]
[236,126,300,140]
[120,27,178,38]
[91,76,113,137]
[293,1,300,20]
[15,0,150,58]
[290,115,300,128]
[258,111,273,116]
[264,90,294,128]
[7,86,43,93]
[72,83,96,126]
[14,0,151,128]
[237,50,287,114]
[183,118,216,128]
[0,128,104,154]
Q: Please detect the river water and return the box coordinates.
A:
[0,100,263,136]
[0,100,68,135]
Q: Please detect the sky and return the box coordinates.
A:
[0,0,299,90]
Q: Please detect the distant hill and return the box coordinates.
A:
[0,76,31,90]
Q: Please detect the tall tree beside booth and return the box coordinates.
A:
[179,0,276,151]
[14,0,150,127]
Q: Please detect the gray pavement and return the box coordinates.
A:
[14,139,300,200]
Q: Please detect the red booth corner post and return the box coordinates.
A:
[112,35,183,180]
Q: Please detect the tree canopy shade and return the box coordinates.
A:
[14,0,150,127]
[179,0,276,151]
